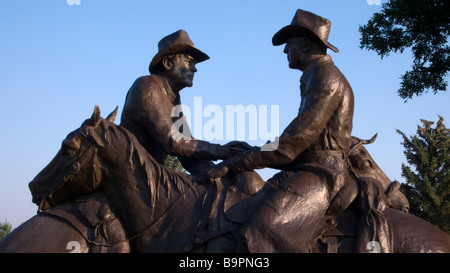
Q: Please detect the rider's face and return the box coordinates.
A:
[283,37,309,71]
[167,54,198,88]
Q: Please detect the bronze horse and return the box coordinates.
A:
[1,107,449,252]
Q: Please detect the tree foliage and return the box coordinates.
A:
[164,154,186,173]
[0,219,12,240]
[397,116,449,233]
[359,0,450,100]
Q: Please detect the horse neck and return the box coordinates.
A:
[99,124,193,236]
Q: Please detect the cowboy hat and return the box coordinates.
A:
[272,9,339,53]
[149,30,209,74]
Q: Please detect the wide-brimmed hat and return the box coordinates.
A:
[149,30,210,74]
[272,9,339,53]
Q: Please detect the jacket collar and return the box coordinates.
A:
[153,74,178,104]
[301,54,333,83]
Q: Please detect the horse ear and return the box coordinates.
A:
[366,133,378,144]
[386,180,401,196]
[90,105,101,126]
[353,133,378,145]
[106,106,119,123]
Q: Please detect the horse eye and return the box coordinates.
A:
[70,162,80,174]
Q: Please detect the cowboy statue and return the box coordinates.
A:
[207,9,355,252]
[120,29,261,185]
[120,30,265,251]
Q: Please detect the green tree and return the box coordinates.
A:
[397,116,449,233]
[0,219,12,240]
[359,0,449,100]
[164,154,186,173]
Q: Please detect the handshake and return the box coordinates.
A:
[196,138,279,182]
[215,137,280,159]
[216,140,256,159]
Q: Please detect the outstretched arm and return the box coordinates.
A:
[207,83,344,178]
[124,77,251,161]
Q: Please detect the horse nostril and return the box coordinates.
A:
[71,162,80,174]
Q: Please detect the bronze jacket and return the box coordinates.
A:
[229,55,354,173]
[120,74,221,173]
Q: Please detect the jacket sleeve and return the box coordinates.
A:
[228,76,344,172]
[125,77,223,161]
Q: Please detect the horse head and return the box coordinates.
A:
[29,106,118,211]
[348,134,390,186]
[348,134,409,213]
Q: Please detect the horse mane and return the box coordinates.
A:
[89,118,196,209]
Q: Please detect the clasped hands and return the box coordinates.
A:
[205,140,254,182]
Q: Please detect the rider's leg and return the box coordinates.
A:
[241,170,331,252]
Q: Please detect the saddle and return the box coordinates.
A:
[40,192,130,253]
[186,171,266,252]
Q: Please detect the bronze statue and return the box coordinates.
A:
[207,9,355,252]
[1,11,449,253]
[120,29,255,177]
[1,107,448,253]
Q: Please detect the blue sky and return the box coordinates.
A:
[1,0,449,228]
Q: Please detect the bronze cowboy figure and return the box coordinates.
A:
[120,29,257,178]
[207,9,355,252]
